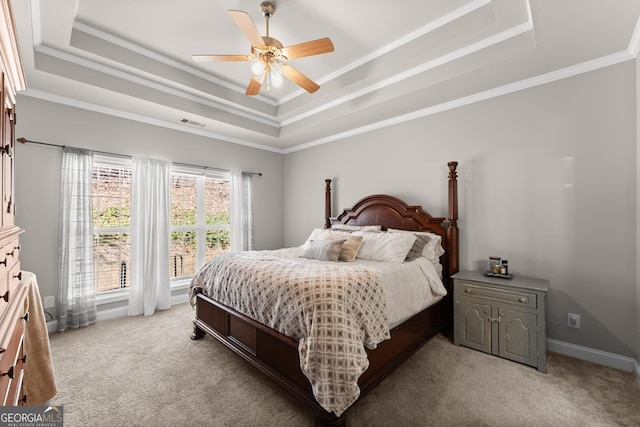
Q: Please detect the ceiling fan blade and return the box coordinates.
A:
[192,54,250,62]
[246,73,264,96]
[280,65,320,93]
[282,38,334,60]
[228,10,267,49]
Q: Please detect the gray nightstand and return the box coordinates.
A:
[452,270,548,372]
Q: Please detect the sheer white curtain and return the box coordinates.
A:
[58,147,97,331]
[128,157,171,316]
[230,171,254,251]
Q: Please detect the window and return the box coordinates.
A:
[170,168,231,280]
[91,157,232,293]
[92,157,132,293]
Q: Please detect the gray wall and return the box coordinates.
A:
[14,96,284,316]
[284,61,637,358]
[636,54,640,366]
[12,61,639,361]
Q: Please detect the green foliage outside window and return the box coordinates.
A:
[170,208,230,248]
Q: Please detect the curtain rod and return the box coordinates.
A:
[16,137,263,176]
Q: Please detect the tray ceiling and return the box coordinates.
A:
[10,0,640,153]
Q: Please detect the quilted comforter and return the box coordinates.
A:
[189,249,391,416]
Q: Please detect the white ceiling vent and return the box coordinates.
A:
[180,118,206,128]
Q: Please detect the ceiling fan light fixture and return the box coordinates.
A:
[251,58,266,75]
[270,66,283,86]
[193,2,334,95]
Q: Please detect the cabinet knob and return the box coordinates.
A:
[518,297,527,303]
[464,289,471,294]
[19,393,27,404]
[13,271,21,281]
[0,291,8,302]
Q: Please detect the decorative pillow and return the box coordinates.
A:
[353,231,416,263]
[331,224,382,232]
[302,239,346,262]
[388,229,445,263]
[328,234,363,262]
[404,234,430,261]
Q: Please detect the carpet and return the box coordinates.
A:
[46,303,640,426]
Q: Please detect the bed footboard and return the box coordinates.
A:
[191,287,343,425]
[191,286,450,426]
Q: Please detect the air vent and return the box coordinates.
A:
[180,118,206,128]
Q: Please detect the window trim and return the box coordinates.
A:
[169,165,231,282]
[92,155,133,295]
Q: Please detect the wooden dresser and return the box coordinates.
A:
[0,0,28,406]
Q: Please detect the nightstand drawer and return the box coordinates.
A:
[457,281,537,309]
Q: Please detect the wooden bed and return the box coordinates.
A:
[191,161,460,426]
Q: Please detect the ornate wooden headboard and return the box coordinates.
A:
[324,161,460,284]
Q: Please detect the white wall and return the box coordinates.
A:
[284,61,637,357]
[14,96,284,316]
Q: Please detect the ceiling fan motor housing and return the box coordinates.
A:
[261,2,275,18]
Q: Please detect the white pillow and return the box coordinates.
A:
[353,231,416,263]
[304,228,351,248]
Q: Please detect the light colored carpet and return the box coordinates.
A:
[46,303,640,426]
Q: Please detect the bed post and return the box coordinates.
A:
[325,179,332,229]
[447,162,459,276]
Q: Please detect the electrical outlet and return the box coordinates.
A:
[43,296,55,309]
[567,313,581,329]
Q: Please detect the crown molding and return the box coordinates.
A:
[283,49,636,154]
[0,0,26,103]
[19,88,284,154]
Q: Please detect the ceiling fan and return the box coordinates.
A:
[193,1,334,96]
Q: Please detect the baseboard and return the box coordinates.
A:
[548,338,640,381]
[46,293,191,334]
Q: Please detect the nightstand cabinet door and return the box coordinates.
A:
[498,308,537,366]
[456,300,492,353]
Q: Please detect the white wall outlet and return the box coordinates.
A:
[567,313,581,329]
[43,296,55,309]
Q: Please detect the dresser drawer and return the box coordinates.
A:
[2,239,19,268]
[0,314,24,405]
[457,281,537,309]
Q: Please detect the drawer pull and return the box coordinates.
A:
[20,354,27,364]
[21,312,29,322]
[13,244,20,252]
[0,258,6,266]
[6,249,14,257]
[19,393,27,404]
[13,271,21,281]
[2,366,14,379]
[518,297,527,303]
[0,291,8,302]
[488,317,501,323]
